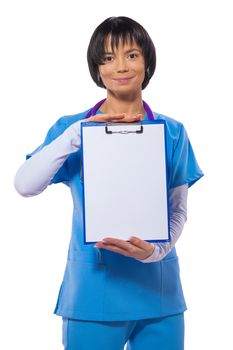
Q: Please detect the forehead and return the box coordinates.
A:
[103,35,142,52]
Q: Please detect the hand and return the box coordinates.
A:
[86,113,143,123]
[94,236,155,260]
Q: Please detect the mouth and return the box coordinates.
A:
[113,77,134,84]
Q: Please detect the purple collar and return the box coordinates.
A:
[85,99,154,121]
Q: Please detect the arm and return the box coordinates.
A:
[136,183,188,263]
[14,120,83,197]
[14,113,139,197]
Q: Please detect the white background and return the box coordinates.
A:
[1,0,232,349]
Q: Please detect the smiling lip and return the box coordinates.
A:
[113,77,133,83]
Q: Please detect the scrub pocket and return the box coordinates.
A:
[54,257,107,320]
[161,257,187,315]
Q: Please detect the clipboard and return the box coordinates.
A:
[81,120,170,244]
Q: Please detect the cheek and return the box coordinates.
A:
[132,62,145,77]
[99,66,111,79]
[136,66,146,81]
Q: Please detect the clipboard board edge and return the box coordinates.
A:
[81,120,171,244]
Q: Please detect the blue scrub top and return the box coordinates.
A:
[27,108,203,321]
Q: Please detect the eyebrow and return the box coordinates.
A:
[104,48,142,55]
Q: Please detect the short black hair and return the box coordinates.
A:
[87,16,156,90]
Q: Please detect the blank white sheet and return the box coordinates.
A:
[81,122,169,243]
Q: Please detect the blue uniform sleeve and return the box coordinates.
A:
[171,124,204,188]
[26,117,70,184]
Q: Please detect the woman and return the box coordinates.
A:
[14,16,203,350]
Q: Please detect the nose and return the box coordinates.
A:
[116,57,129,73]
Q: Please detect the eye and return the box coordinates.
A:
[103,55,114,63]
[128,52,139,59]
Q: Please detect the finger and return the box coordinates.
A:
[102,237,133,249]
[128,237,155,258]
[96,237,138,253]
[87,113,144,123]
[87,114,126,123]
[102,114,127,122]
[125,114,143,121]
[95,242,132,257]
[95,238,154,259]
[129,236,154,250]
[119,114,143,123]
[98,237,146,256]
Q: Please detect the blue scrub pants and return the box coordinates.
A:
[62,313,184,350]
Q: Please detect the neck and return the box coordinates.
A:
[99,92,145,118]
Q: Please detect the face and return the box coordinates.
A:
[98,37,145,96]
